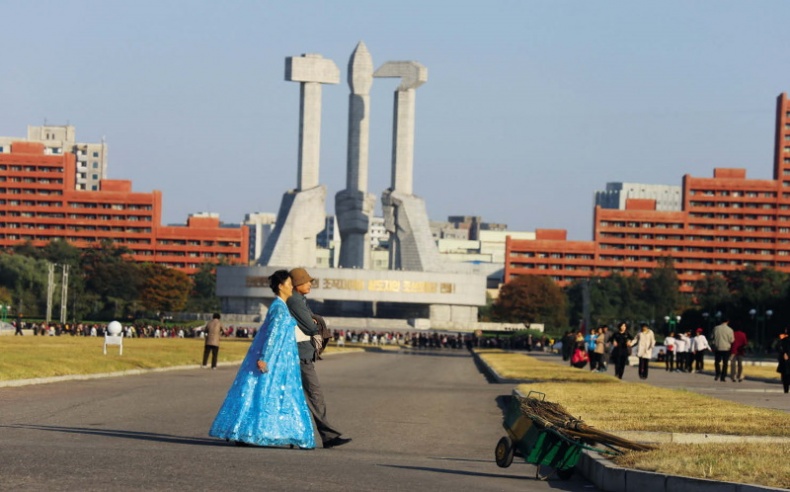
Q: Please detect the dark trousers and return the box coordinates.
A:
[638,357,650,379]
[300,359,341,445]
[202,345,219,368]
[614,354,628,379]
[695,351,706,371]
[714,350,730,380]
[665,351,674,371]
[14,326,23,335]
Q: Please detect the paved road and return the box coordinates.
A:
[529,351,790,413]
[0,349,598,491]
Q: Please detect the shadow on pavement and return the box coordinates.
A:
[363,347,472,359]
[378,463,531,482]
[1,424,226,447]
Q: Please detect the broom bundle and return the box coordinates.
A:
[517,395,654,453]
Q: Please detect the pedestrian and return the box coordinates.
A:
[675,331,690,372]
[632,324,655,380]
[593,327,606,372]
[691,328,711,372]
[664,331,676,372]
[570,342,589,369]
[209,270,314,448]
[561,331,574,361]
[201,313,223,370]
[610,322,634,380]
[730,326,748,382]
[600,325,611,371]
[287,267,351,449]
[712,315,735,382]
[777,328,790,394]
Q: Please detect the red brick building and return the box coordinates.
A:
[505,93,790,292]
[0,141,248,274]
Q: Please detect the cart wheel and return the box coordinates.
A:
[557,468,574,480]
[495,436,514,468]
[536,465,553,481]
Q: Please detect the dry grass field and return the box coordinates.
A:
[0,336,360,381]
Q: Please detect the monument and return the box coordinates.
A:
[374,61,442,272]
[258,53,339,268]
[335,42,377,269]
[218,44,486,329]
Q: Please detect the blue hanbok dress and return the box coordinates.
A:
[209,297,315,449]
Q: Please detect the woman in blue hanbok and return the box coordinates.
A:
[209,270,315,449]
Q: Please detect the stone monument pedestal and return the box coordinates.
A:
[259,186,326,268]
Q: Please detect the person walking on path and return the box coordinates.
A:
[663,331,676,372]
[593,327,606,372]
[777,328,790,394]
[730,327,748,382]
[674,331,690,372]
[209,270,315,448]
[632,324,655,380]
[610,323,634,380]
[287,267,351,449]
[691,328,711,372]
[712,316,735,382]
[202,313,223,370]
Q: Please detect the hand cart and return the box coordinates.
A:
[494,391,623,480]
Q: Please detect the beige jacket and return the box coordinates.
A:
[204,318,222,346]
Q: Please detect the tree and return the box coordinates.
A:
[0,252,50,317]
[643,256,681,321]
[139,264,191,313]
[693,274,730,314]
[12,240,41,259]
[81,240,142,302]
[493,275,568,329]
[186,262,219,312]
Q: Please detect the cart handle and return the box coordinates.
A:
[526,391,546,401]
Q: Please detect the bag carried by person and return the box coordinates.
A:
[311,314,332,359]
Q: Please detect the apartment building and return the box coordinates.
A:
[0,141,248,274]
[505,93,790,292]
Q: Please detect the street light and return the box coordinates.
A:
[748,308,773,354]
[664,315,681,335]
[0,305,8,323]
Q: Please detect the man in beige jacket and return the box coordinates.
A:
[202,313,223,370]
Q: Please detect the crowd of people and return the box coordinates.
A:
[560,316,790,391]
[11,320,216,339]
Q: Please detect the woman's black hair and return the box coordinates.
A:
[268,270,290,296]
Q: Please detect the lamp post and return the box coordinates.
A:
[0,305,8,323]
[664,315,681,335]
[748,308,773,354]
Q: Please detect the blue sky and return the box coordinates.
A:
[1,1,788,239]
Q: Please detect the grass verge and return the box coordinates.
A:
[0,337,357,381]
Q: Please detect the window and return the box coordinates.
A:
[92,174,98,180]
[93,152,99,157]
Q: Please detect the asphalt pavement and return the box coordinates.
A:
[0,348,601,492]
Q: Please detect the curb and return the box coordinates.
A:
[578,452,789,492]
[0,362,239,388]
[471,350,789,492]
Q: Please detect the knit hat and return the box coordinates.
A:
[289,267,314,287]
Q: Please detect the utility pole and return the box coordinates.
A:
[60,264,69,324]
[46,263,70,324]
[46,263,55,323]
